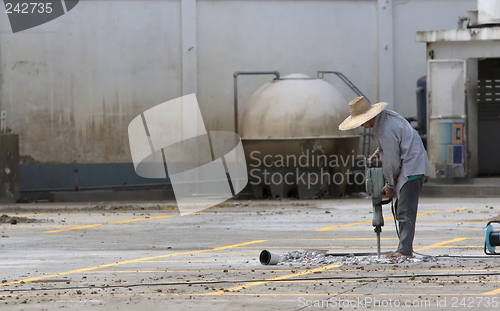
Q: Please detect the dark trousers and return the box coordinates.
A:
[395,176,425,255]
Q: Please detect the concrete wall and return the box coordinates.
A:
[393,0,476,116]
[0,0,478,189]
[422,39,500,177]
[0,0,182,165]
[197,0,378,132]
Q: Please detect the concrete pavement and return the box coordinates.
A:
[1,197,500,310]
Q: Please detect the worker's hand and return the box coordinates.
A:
[369,151,379,162]
[382,185,394,198]
[369,152,380,166]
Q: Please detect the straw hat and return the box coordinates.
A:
[339,96,388,130]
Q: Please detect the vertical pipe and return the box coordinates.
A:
[457,16,468,29]
[317,71,371,156]
[234,73,239,135]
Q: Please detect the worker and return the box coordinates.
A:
[338,96,433,259]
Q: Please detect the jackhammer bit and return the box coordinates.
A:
[372,194,385,259]
[365,159,388,259]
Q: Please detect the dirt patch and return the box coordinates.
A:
[0,214,40,224]
[489,214,500,221]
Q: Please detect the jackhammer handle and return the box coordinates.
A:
[380,190,392,205]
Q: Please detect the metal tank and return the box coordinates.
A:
[239,73,361,199]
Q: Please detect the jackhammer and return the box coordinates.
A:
[365,158,392,258]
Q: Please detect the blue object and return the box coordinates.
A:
[407,174,423,182]
[486,224,495,254]
[453,146,463,164]
[484,221,500,255]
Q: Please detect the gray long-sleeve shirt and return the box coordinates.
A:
[371,110,433,198]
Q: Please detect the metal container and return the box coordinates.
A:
[478,0,500,25]
[240,74,361,199]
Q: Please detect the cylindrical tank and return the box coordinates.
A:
[240,73,352,138]
[240,74,361,199]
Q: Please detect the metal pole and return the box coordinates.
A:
[317,71,369,102]
[376,231,381,259]
[233,71,280,134]
[317,71,372,157]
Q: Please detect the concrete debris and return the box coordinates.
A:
[0,214,43,224]
[278,250,438,266]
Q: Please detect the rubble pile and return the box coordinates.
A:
[279,250,437,266]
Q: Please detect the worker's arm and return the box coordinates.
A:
[370,147,381,161]
[378,133,401,198]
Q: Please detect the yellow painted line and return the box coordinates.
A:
[207,264,340,295]
[4,291,500,298]
[421,228,484,231]
[316,207,468,231]
[418,222,487,224]
[78,269,500,280]
[10,227,486,235]
[43,214,179,233]
[89,269,340,274]
[201,279,500,285]
[45,215,149,218]
[417,217,493,220]
[269,239,476,242]
[316,219,378,231]
[418,225,486,227]
[90,270,173,273]
[340,269,500,273]
[319,228,485,231]
[236,245,483,250]
[42,212,206,233]
[141,260,218,263]
[147,253,260,259]
[482,287,500,295]
[414,238,469,251]
[236,246,399,249]
[198,292,500,296]
[416,210,441,216]
[417,206,466,216]
[274,238,400,241]
[2,225,66,228]
[0,239,266,287]
[202,252,259,255]
[212,240,267,251]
